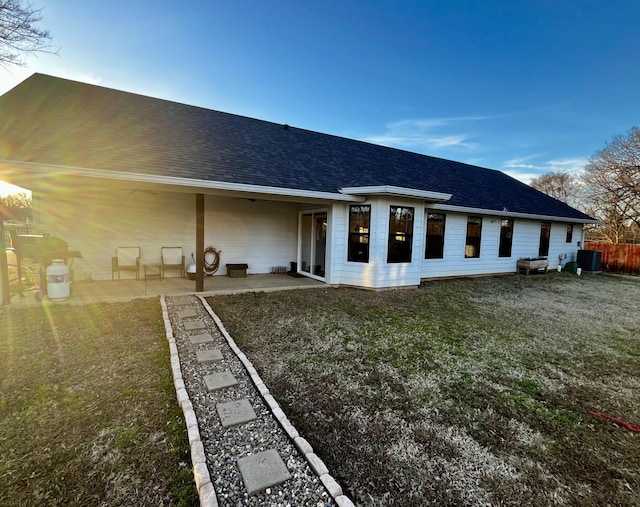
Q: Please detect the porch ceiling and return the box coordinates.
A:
[0,160,365,205]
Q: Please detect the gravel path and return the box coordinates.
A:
[162,294,352,507]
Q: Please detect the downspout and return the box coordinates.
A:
[196,193,204,292]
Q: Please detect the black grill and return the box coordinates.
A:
[11,234,81,299]
[13,234,70,265]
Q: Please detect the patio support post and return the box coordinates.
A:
[0,199,10,305]
[195,193,204,292]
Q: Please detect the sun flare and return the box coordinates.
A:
[0,181,30,198]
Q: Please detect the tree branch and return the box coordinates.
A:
[0,0,55,67]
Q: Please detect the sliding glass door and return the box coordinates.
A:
[299,210,327,280]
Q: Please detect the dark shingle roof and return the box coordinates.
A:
[0,73,592,220]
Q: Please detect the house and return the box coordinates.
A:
[0,73,594,291]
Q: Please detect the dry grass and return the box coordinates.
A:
[208,273,640,506]
[0,298,198,507]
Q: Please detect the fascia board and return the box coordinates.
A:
[429,203,598,224]
[0,160,365,202]
[340,185,452,202]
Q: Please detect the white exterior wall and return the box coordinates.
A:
[328,201,378,287]
[34,190,297,280]
[204,195,297,275]
[34,190,196,281]
[548,221,583,265]
[372,197,425,288]
[32,187,585,286]
[327,203,348,285]
[330,197,425,289]
[420,210,583,279]
[331,203,585,286]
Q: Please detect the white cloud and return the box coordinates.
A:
[363,115,492,152]
[546,157,588,174]
[49,70,102,86]
[502,169,546,184]
[387,115,493,130]
[502,156,588,184]
[428,134,472,148]
[367,132,473,150]
[502,155,541,169]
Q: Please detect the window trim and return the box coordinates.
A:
[566,224,574,243]
[347,204,371,263]
[538,221,551,257]
[425,211,446,259]
[465,216,483,259]
[387,205,415,263]
[498,218,514,258]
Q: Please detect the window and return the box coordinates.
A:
[387,206,414,263]
[425,212,446,259]
[348,205,371,263]
[538,222,551,257]
[465,216,482,258]
[499,219,514,257]
[566,224,574,243]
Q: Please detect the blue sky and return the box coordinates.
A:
[1,0,639,196]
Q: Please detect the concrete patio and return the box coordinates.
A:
[6,273,325,307]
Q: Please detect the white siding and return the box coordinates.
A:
[330,197,424,289]
[329,201,380,287]
[327,203,348,285]
[548,222,583,265]
[32,187,585,286]
[34,190,297,280]
[204,195,297,275]
[420,210,583,279]
[374,197,424,288]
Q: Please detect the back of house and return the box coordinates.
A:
[0,73,595,289]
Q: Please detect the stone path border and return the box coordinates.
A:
[160,295,218,506]
[160,294,355,507]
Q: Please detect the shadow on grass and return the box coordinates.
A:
[0,298,198,507]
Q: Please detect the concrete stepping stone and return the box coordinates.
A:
[204,371,238,392]
[189,333,214,345]
[196,348,223,363]
[184,319,207,331]
[177,308,198,318]
[216,398,257,428]
[237,449,291,496]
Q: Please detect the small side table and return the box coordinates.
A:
[144,263,163,280]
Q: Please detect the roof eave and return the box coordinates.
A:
[429,203,597,224]
[339,185,452,202]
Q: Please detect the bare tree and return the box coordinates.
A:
[0,0,54,67]
[583,201,630,244]
[530,171,583,208]
[582,127,640,243]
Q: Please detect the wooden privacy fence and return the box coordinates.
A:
[585,242,640,275]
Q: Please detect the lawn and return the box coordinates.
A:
[208,273,640,506]
[0,298,198,507]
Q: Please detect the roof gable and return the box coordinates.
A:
[0,73,593,221]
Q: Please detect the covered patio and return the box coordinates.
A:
[7,273,325,307]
